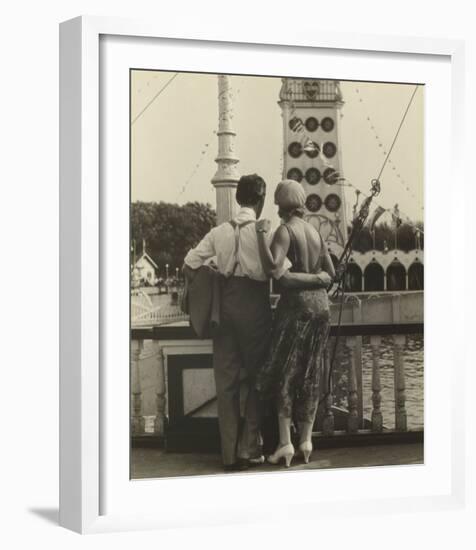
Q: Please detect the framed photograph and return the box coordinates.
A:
[59,16,466,533]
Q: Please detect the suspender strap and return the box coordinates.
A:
[229,219,255,276]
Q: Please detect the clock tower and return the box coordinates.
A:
[279,78,348,250]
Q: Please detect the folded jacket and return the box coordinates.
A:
[181,265,221,338]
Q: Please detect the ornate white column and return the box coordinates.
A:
[211,75,240,224]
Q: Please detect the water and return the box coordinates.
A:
[332,334,424,430]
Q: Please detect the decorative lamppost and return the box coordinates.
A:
[211,75,240,224]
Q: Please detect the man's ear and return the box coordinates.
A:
[256,196,265,217]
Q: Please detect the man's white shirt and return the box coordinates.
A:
[184,207,290,280]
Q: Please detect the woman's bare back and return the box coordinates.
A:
[285,218,323,273]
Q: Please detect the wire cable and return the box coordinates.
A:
[320,85,420,410]
[131,73,179,126]
[376,85,419,182]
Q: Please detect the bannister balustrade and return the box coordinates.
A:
[130,292,423,447]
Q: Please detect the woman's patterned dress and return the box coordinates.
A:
[256,223,331,422]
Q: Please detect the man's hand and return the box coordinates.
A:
[314,270,332,287]
[255,219,271,234]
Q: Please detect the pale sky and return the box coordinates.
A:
[131,71,423,226]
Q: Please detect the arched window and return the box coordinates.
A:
[386,261,406,291]
[364,262,384,291]
[344,262,363,292]
[408,262,424,290]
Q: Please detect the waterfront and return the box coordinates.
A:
[135,289,424,431]
[135,289,424,432]
[332,334,423,430]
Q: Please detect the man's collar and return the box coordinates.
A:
[235,207,257,222]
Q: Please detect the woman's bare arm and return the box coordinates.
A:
[256,221,289,276]
[280,270,332,289]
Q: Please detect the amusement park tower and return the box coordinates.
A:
[279,79,347,252]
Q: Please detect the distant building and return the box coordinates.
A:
[279,78,423,293]
[279,78,347,248]
[133,252,158,286]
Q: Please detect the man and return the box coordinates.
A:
[183,174,331,472]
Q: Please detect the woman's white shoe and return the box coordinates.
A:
[299,441,313,464]
[267,443,295,468]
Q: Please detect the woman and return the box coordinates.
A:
[255,180,335,467]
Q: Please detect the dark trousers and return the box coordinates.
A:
[212,277,272,465]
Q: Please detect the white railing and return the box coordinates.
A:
[130,292,423,440]
[131,289,188,327]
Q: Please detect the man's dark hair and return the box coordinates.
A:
[235,174,266,206]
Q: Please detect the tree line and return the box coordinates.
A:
[131,201,216,276]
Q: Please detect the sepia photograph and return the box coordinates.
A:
[129,70,424,479]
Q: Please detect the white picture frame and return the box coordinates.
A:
[59,15,467,534]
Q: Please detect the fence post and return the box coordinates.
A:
[351,299,364,428]
[131,339,145,435]
[345,336,359,433]
[154,344,167,435]
[370,335,383,432]
[393,334,407,431]
[391,295,407,431]
[322,345,334,436]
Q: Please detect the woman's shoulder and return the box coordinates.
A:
[273,223,291,244]
[301,219,321,240]
[274,223,291,235]
[289,217,318,238]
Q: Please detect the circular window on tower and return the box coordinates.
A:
[305,117,319,132]
[325,194,341,212]
[305,168,321,185]
[323,167,339,184]
[323,142,337,158]
[321,117,335,132]
[287,167,303,182]
[288,142,303,158]
[305,194,322,212]
[289,117,303,132]
[304,141,320,158]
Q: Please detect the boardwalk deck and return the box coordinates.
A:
[131,442,423,479]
